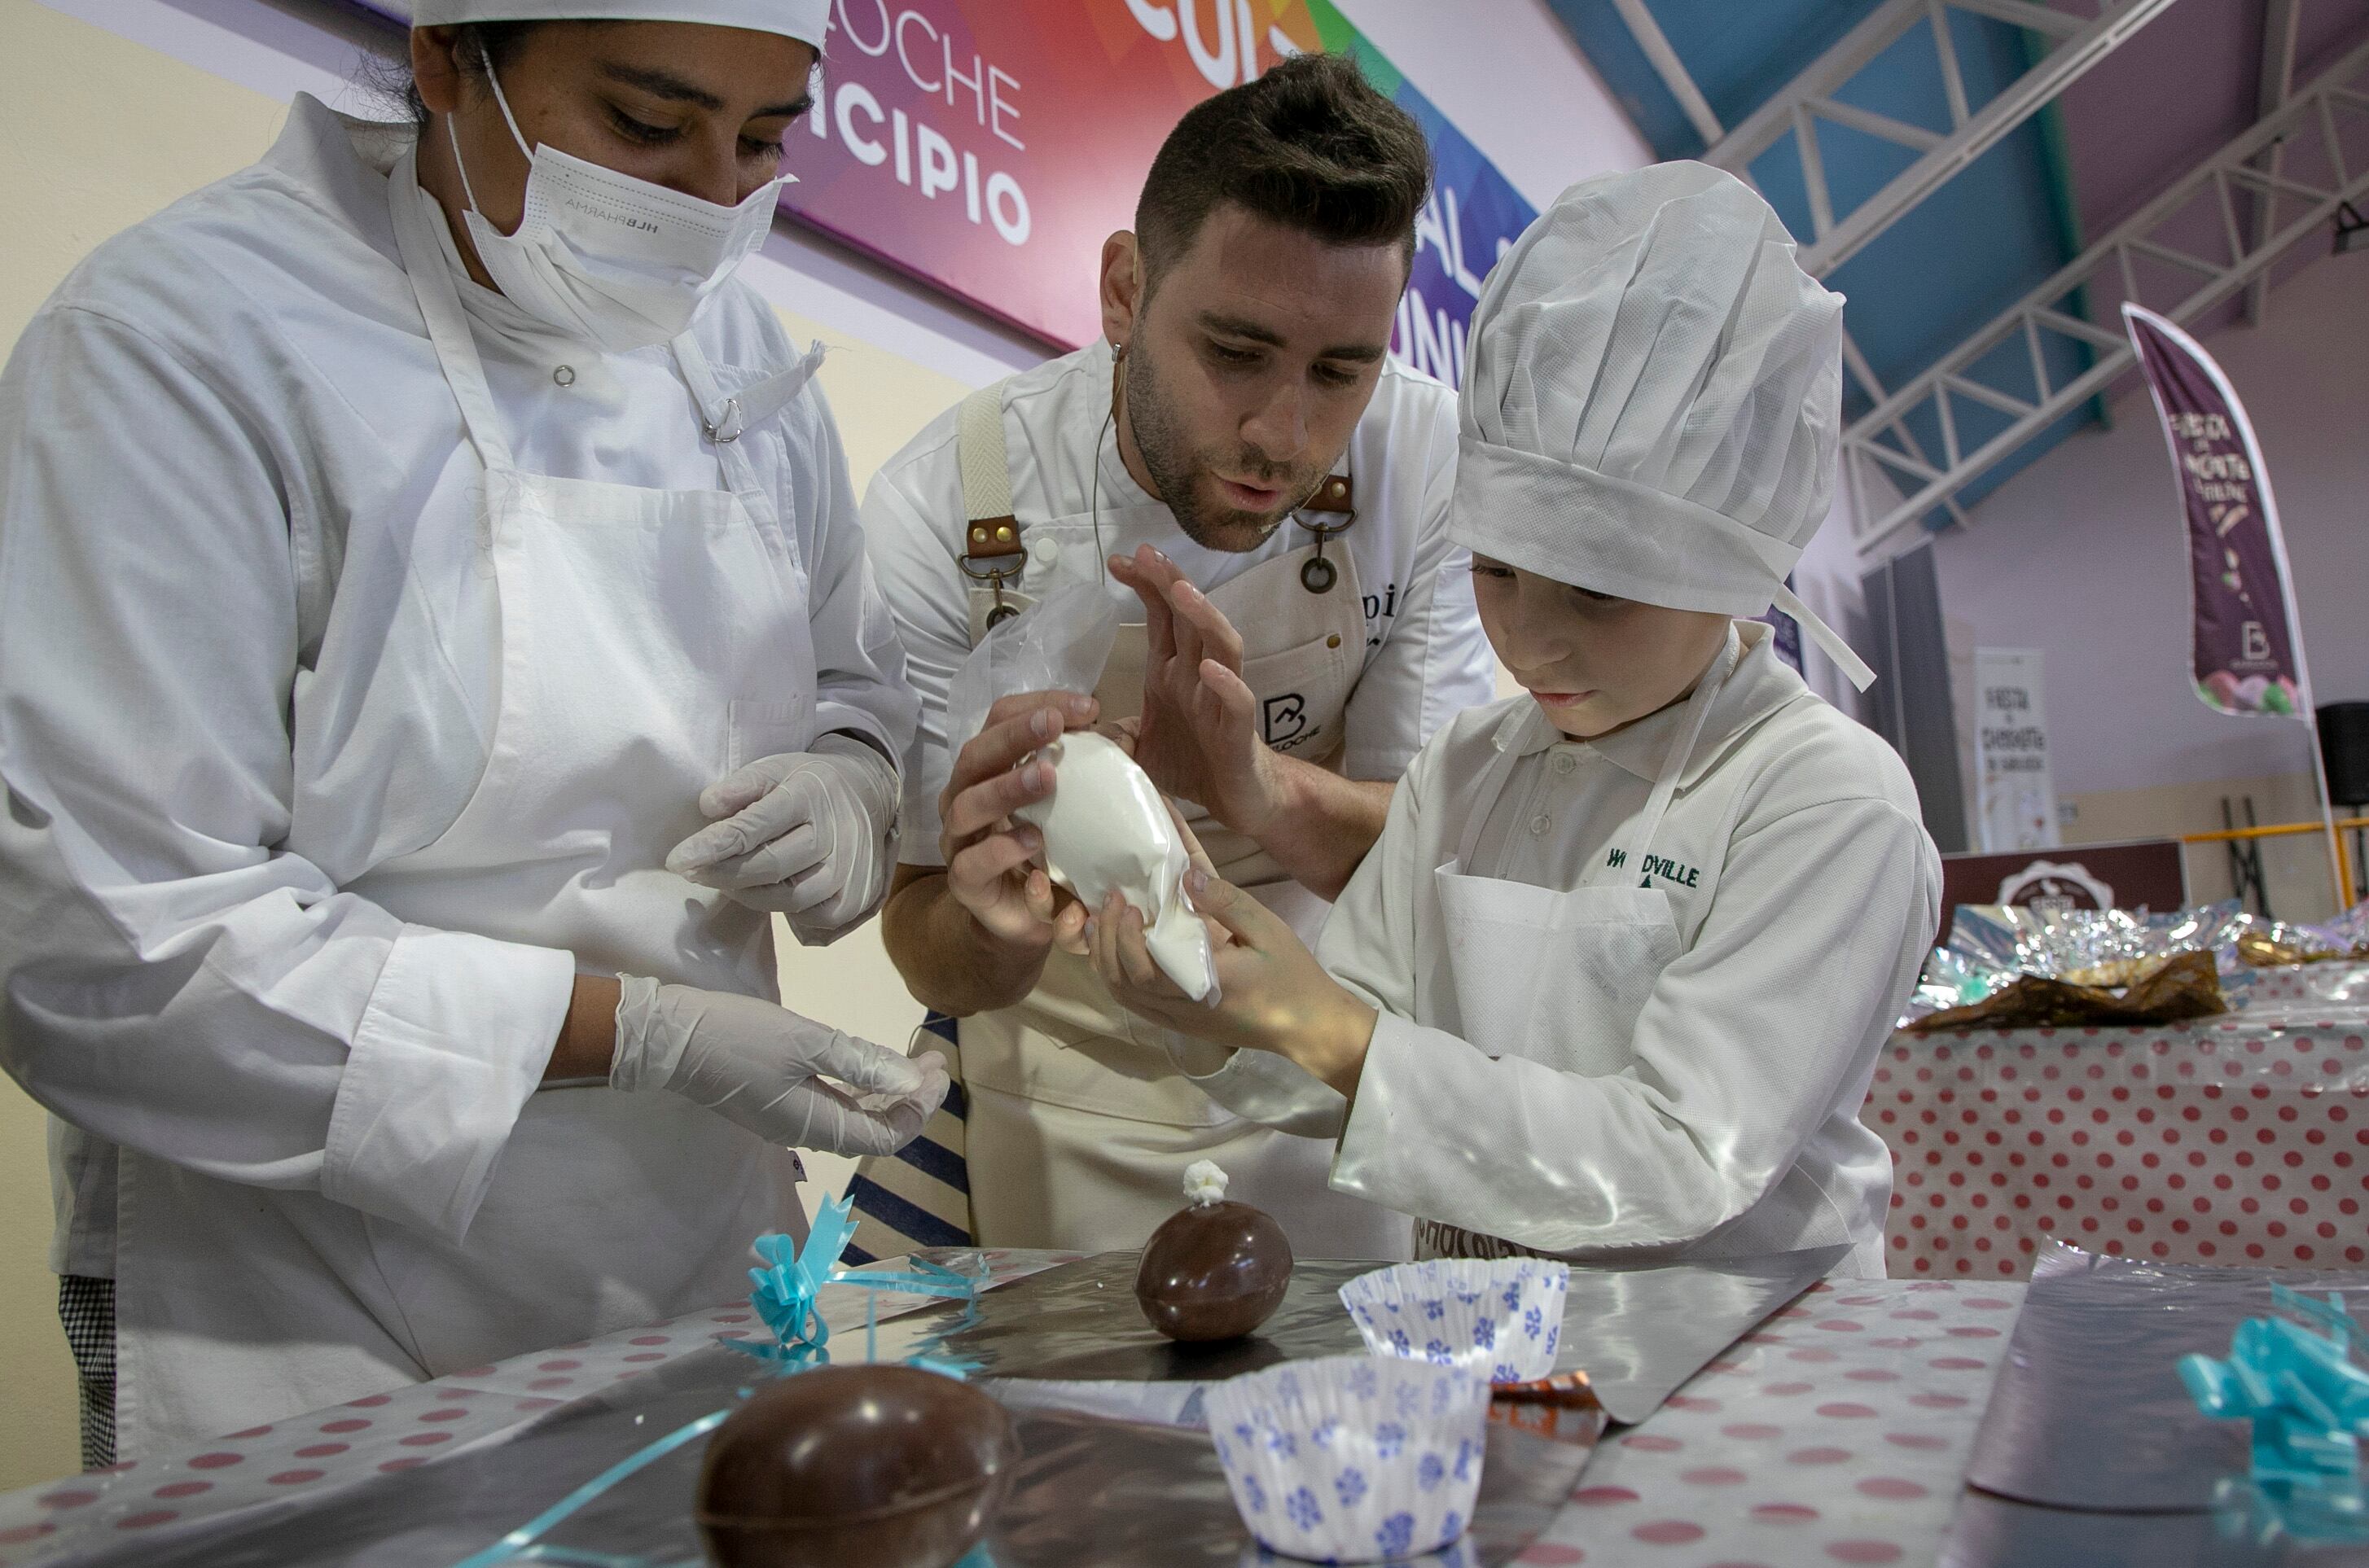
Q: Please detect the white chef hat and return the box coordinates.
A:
[1453,162,1874,689]
[410,0,829,49]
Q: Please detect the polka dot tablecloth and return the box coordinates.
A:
[2,1268,2016,1568]
[1864,1010,2369,1280]
[2245,960,2369,1008]
[1512,1277,2016,1566]
[0,1250,1073,1566]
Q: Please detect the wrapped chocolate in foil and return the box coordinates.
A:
[1904,903,2247,1031]
[2233,900,2369,968]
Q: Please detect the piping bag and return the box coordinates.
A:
[948,580,1217,1002]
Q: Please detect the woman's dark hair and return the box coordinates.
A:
[1134,53,1432,283]
[362,22,544,125]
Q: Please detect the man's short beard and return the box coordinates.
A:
[1122,335,1314,553]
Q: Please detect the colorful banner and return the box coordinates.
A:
[358,1,1535,378]
[2121,304,2309,720]
[787,1,1536,372]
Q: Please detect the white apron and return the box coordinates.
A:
[939,379,1407,1260]
[108,151,815,1452]
[1416,641,1739,1263]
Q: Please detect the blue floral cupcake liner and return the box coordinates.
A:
[1204,1353,1489,1563]
[1338,1258,1570,1386]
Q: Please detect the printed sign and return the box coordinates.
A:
[2123,304,2311,720]
[1973,647,2057,854]
[357,2,1537,374]
[1937,839,2190,942]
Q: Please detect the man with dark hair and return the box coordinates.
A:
[852,54,1495,1261]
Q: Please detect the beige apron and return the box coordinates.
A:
[950,380,1408,1260]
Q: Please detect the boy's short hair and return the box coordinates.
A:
[1134,53,1432,283]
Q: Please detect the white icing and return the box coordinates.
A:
[1182,1160,1230,1207]
[1012,732,1217,1002]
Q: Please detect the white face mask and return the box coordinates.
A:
[445,57,791,353]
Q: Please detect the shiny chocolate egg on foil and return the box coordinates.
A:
[1136,1161,1293,1342]
[695,1364,1020,1568]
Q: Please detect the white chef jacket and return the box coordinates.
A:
[1194,623,1940,1277]
[0,98,912,1414]
[862,338,1498,860]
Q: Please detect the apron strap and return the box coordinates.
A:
[1774,581,1877,692]
[385,148,518,476]
[669,330,802,546]
[957,379,1026,577]
[675,333,827,450]
[1621,633,1743,878]
[1450,705,1541,874]
[1448,634,1740,884]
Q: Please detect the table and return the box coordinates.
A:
[1864,1005,2369,1281]
[0,1262,2019,1568]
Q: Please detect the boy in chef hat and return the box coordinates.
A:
[1078,163,1941,1276]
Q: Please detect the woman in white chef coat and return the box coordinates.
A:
[1080,164,1942,1278]
[0,1,944,1463]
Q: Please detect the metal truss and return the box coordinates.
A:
[2245,0,2305,323]
[1845,34,2369,558]
[1704,0,2178,279]
[1608,0,1726,147]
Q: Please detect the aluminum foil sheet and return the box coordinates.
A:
[1963,1242,2369,1514]
[52,1341,1592,1567]
[868,1247,1845,1426]
[1947,1484,2369,1566]
[2237,901,2369,968]
[1906,902,2252,1027]
[1939,1487,2369,1568]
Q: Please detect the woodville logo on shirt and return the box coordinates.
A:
[1605,848,1701,888]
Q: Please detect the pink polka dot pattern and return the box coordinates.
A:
[1862,1017,2369,1279]
[0,1258,2009,1568]
[1517,1278,2018,1568]
[0,1248,1066,1567]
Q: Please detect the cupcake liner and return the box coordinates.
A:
[1205,1353,1489,1564]
[1338,1259,1570,1386]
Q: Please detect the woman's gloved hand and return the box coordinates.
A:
[666,733,897,939]
[609,975,946,1156]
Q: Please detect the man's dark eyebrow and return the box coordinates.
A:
[596,60,814,120]
[1198,312,1387,362]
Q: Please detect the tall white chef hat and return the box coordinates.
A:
[409,0,829,49]
[1453,162,1874,690]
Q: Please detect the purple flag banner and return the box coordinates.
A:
[2121,304,2309,720]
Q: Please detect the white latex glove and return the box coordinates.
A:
[610,975,947,1157]
[666,733,897,938]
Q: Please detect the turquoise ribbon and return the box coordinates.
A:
[748,1196,981,1353]
[2182,1281,2369,1540]
[455,1195,988,1566]
[450,1409,729,1568]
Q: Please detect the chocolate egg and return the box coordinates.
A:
[1136,1199,1294,1342]
[695,1364,1019,1568]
